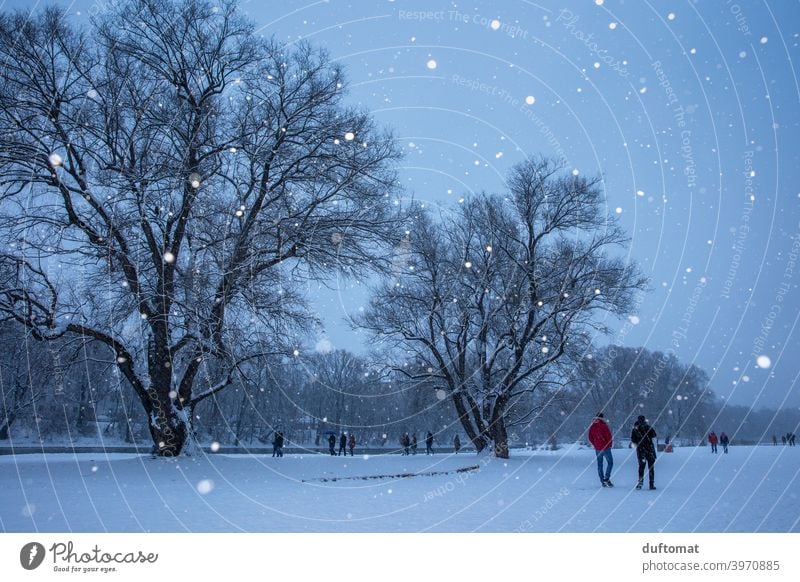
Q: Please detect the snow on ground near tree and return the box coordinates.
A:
[1,445,798,532]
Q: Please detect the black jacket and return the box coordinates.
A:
[631,421,657,459]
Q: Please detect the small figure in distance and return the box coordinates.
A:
[719,431,729,454]
[425,431,434,455]
[328,433,336,456]
[338,432,347,456]
[272,430,284,458]
[631,415,657,490]
[588,412,614,488]
[348,433,356,456]
[708,431,718,454]
[453,434,461,454]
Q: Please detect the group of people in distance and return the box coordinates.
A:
[326,432,357,456]
[269,430,462,457]
[707,431,729,453]
[400,431,438,455]
[588,412,657,490]
[775,433,796,446]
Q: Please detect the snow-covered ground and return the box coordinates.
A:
[1,444,798,532]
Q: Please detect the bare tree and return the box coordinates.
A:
[361,158,646,457]
[0,0,402,455]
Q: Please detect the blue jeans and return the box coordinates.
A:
[596,449,613,481]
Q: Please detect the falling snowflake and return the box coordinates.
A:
[196,479,214,494]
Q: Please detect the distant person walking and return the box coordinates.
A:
[425,431,434,455]
[631,415,657,490]
[790,433,797,447]
[411,434,418,455]
[720,432,729,454]
[588,412,614,487]
[708,431,718,454]
[782,435,787,446]
[348,433,356,456]
[401,433,411,455]
[773,434,777,446]
[338,432,347,456]
[453,434,461,454]
[328,433,336,456]
[272,430,284,458]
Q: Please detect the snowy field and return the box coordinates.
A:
[1,445,798,533]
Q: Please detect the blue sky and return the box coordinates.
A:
[6,0,800,409]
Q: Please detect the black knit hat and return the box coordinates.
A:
[637,415,646,422]
[596,412,604,418]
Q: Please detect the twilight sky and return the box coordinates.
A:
[6,0,800,409]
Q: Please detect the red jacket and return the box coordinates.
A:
[708,432,718,444]
[588,418,613,451]
[348,435,356,448]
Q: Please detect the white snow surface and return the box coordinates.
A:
[1,444,798,532]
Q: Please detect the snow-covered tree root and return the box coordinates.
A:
[301,464,480,483]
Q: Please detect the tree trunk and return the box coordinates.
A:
[451,392,487,452]
[488,395,510,459]
[145,387,189,457]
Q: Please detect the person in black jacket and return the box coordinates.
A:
[272,430,284,457]
[425,431,434,455]
[328,433,337,456]
[631,415,657,490]
[719,432,730,454]
[339,432,347,456]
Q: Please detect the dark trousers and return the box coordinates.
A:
[349,446,354,456]
[710,443,717,453]
[637,453,655,485]
[722,443,728,453]
[426,444,433,455]
[329,445,336,455]
[339,444,346,455]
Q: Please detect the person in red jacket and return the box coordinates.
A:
[708,431,718,454]
[588,412,614,487]
[348,433,356,456]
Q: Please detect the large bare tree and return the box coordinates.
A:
[0,0,402,455]
[361,158,646,457]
